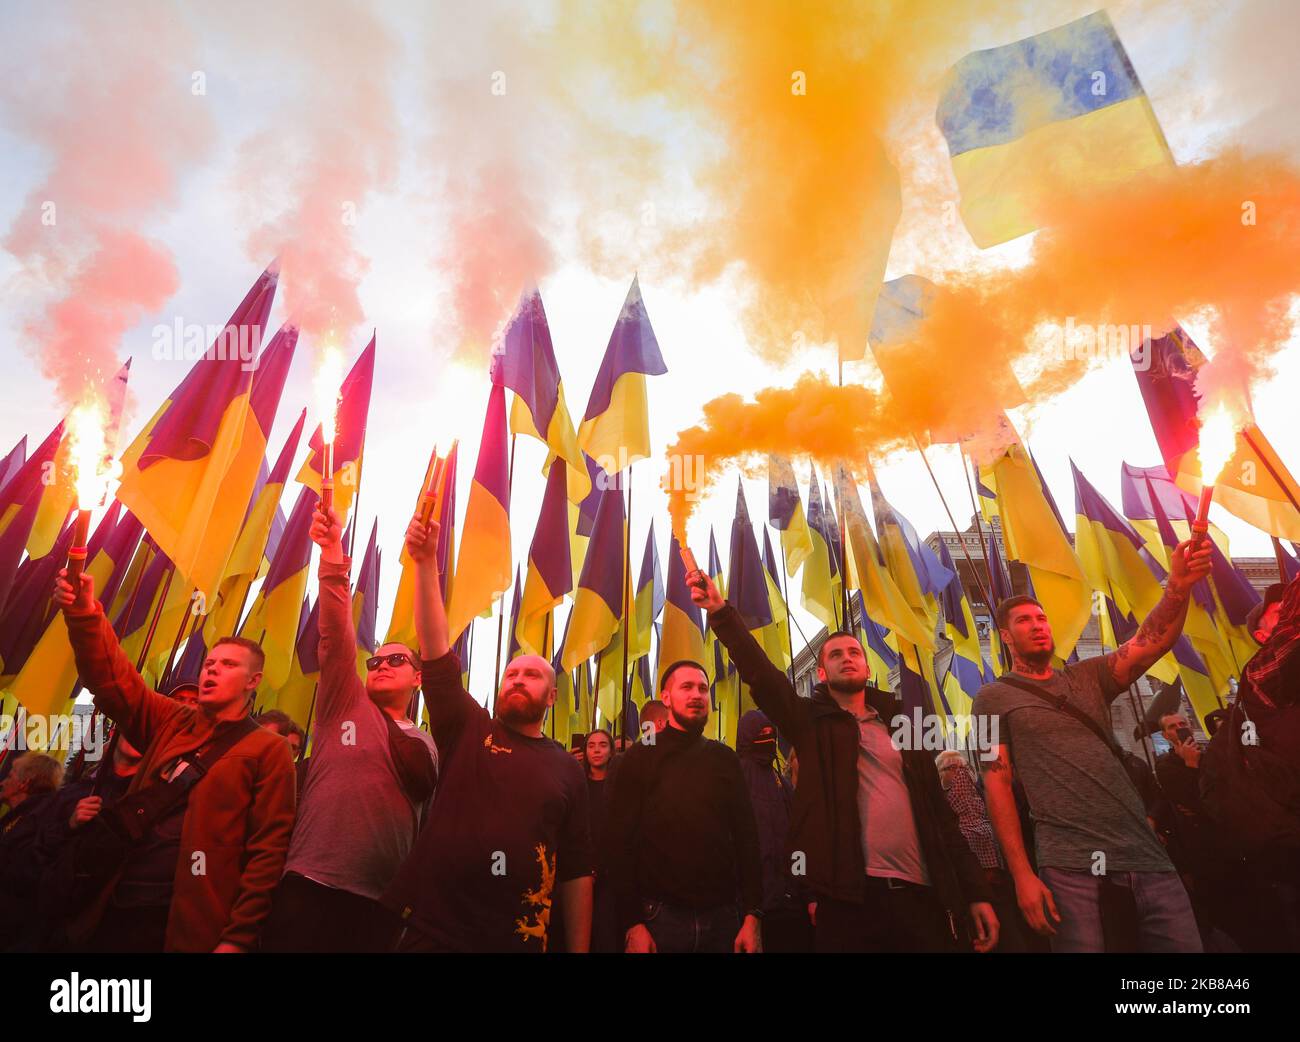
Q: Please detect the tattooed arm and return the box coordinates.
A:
[981,743,1058,938]
[1107,538,1213,693]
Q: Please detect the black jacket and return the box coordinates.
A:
[709,605,990,920]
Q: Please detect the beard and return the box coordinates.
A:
[1016,644,1056,671]
[497,686,547,727]
[827,676,866,695]
[669,705,708,735]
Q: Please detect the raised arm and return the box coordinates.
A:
[310,505,364,721]
[1107,538,1212,692]
[53,569,180,751]
[691,570,805,744]
[980,743,1057,938]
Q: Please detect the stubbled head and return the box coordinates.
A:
[200,637,264,715]
[659,660,710,733]
[365,643,422,712]
[639,701,670,736]
[496,654,556,729]
[996,596,1054,669]
[816,631,869,693]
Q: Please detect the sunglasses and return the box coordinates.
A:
[365,653,416,672]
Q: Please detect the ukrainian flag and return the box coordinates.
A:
[118,268,278,602]
[852,591,900,689]
[660,530,707,682]
[492,287,591,504]
[802,473,842,632]
[517,461,572,658]
[935,541,993,720]
[629,520,664,665]
[273,596,319,726]
[204,406,305,645]
[767,454,813,577]
[937,10,1172,248]
[759,528,792,673]
[567,452,604,589]
[727,483,774,725]
[446,383,512,644]
[241,485,315,692]
[297,334,376,522]
[561,472,625,671]
[352,518,381,676]
[577,276,667,474]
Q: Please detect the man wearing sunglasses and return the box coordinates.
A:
[262,506,438,953]
[383,513,594,952]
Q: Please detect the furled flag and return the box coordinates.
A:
[0,521,77,688]
[386,442,457,652]
[352,519,382,676]
[517,461,572,658]
[118,267,278,602]
[629,520,664,665]
[0,436,25,498]
[506,568,523,664]
[768,454,813,576]
[562,472,626,671]
[241,486,316,693]
[273,596,320,727]
[937,9,1172,248]
[567,452,604,589]
[661,530,708,684]
[802,472,842,632]
[491,286,591,503]
[297,333,376,521]
[852,590,900,686]
[934,540,992,719]
[1132,325,1300,542]
[446,383,512,643]
[204,406,306,645]
[760,528,793,673]
[577,276,667,474]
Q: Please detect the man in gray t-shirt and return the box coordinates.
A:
[261,505,438,953]
[974,536,1211,953]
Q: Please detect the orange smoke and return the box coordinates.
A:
[1,1,211,410]
[662,372,908,540]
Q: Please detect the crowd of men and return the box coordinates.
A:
[0,507,1295,954]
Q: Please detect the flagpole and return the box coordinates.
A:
[778,537,797,681]
[913,437,995,614]
[115,538,154,639]
[591,653,601,732]
[161,603,203,689]
[619,465,634,741]
[135,565,176,673]
[493,434,518,703]
[301,681,319,760]
[1271,537,1289,583]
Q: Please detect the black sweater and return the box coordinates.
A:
[606,724,763,933]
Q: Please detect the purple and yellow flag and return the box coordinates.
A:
[517,461,572,658]
[768,454,813,576]
[446,383,511,643]
[242,485,316,693]
[561,472,626,671]
[661,530,707,684]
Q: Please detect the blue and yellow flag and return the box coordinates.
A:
[517,460,572,658]
[661,530,708,684]
[767,454,813,576]
[352,518,381,674]
[802,472,841,631]
[446,383,512,643]
[937,10,1172,247]
[935,541,992,718]
[492,287,591,504]
[242,485,316,693]
[577,276,667,474]
[630,519,664,664]
[562,472,625,670]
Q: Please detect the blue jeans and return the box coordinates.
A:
[641,899,739,954]
[1040,868,1202,953]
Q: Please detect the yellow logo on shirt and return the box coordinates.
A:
[483,734,513,755]
[514,843,557,950]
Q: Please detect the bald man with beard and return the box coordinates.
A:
[382,515,593,953]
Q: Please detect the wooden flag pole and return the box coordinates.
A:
[619,466,634,741]
[913,437,995,615]
[778,536,797,681]
[492,434,518,707]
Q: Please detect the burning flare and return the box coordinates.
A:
[65,397,121,582]
[314,342,345,513]
[1192,402,1240,541]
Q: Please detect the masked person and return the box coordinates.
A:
[261,507,438,953]
[737,710,811,952]
[605,660,763,954]
[690,572,996,954]
[383,515,593,952]
[971,537,1212,953]
[53,569,295,953]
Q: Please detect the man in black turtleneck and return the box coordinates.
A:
[605,659,764,953]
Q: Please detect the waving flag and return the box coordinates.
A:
[577,276,667,474]
[297,334,375,521]
[492,287,590,503]
[661,530,708,682]
[1133,326,1300,541]
[760,528,793,673]
[852,590,900,685]
[937,10,1172,248]
[934,541,991,714]
[517,461,572,658]
[118,268,277,601]
[204,406,305,646]
[446,384,512,643]
[562,472,625,670]
[0,521,77,692]
[272,596,319,726]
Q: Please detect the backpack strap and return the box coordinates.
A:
[997,673,1130,771]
